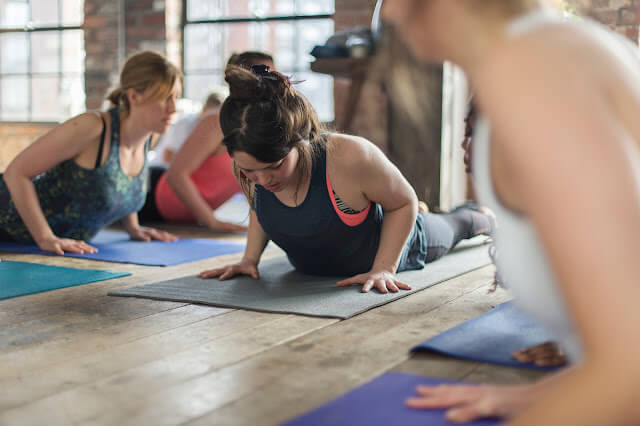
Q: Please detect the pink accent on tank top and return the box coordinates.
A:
[155,153,241,222]
[326,168,370,227]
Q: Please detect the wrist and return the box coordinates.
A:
[371,263,397,275]
[34,229,56,245]
[241,256,259,266]
[124,224,140,234]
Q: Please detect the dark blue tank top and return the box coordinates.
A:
[254,143,426,276]
[0,108,149,243]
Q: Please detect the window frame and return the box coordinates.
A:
[0,0,83,123]
[181,1,334,118]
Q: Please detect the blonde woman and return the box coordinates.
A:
[0,51,181,254]
[382,0,640,424]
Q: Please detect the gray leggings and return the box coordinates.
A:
[422,208,492,263]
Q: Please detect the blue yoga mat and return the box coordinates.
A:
[0,230,245,266]
[0,260,130,300]
[281,372,499,426]
[412,302,560,370]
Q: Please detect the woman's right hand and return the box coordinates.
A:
[198,259,259,280]
[36,236,98,255]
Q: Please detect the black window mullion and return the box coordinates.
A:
[182,1,334,110]
[27,2,32,121]
[1,0,84,122]
[186,13,332,25]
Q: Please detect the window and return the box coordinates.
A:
[183,0,334,122]
[0,0,85,122]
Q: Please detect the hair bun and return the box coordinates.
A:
[225,65,260,100]
[225,65,293,102]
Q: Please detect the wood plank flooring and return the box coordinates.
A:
[0,226,548,425]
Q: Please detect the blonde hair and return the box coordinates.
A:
[107,51,183,116]
[469,0,545,19]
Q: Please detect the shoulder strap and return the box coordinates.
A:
[94,113,107,169]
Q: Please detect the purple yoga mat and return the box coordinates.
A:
[0,230,244,266]
[412,302,561,371]
[281,372,500,426]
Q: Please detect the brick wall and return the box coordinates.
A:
[84,0,121,110]
[84,0,182,110]
[0,0,183,169]
[0,123,56,172]
[567,0,640,43]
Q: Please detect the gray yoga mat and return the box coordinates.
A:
[110,239,491,319]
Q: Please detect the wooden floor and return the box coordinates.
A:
[0,225,548,426]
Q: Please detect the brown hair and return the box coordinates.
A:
[204,92,224,108]
[220,65,324,203]
[107,51,183,117]
[226,51,274,69]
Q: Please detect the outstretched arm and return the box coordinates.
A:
[166,114,246,232]
[3,113,104,254]
[332,135,419,293]
[198,205,269,280]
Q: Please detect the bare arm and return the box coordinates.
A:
[3,113,104,254]
[163,148,175,164]
[332,136,419,293]
[198,203,269,280]
[478,42,640,425]
[166,114,245,232]
[240,207,270,264]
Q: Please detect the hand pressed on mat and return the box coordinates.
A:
[512,341,567,367]
[406,383,537,423]
[337,269,412,294]
[198,258,259,280]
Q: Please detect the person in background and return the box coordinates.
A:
[0,51,180,254]
[138,51,275,232]
[157,93,225,167]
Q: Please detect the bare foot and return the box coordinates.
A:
[512,341,567,367]
[418,201,429,213]
[406,382,538,423]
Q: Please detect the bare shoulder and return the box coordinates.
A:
[325,133,382,169]
[485,19,635,87]
[61,111,105,139]
[476,22,625,118]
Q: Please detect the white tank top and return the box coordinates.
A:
[473,9,617,363]
[476,2,640,365]
[474,117,583,362]
[474,8,640,362]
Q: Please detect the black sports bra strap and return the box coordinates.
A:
[94,113,107,169]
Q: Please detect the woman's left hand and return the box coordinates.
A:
[406,383,536,423]
[337,270,412,293]
[128,226,179,242]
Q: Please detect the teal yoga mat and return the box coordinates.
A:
[0,260,131,300]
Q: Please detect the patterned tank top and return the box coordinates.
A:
[0,108,149,243]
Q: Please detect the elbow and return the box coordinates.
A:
[165,167,183,191]
[406,191,419,217]
[2,162,21,189]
